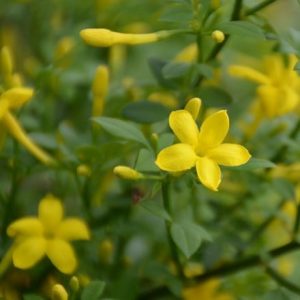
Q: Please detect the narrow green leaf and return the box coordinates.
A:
[232,158,276,171]
[141,200,172,221]
[197,86,232,107]
[122,100,170,124]
[135,148,159,172]
[218,20,265,39]
[170,222,211,258]
[92,117,151,149]
[81,280,106,300]
[162,62,190,79]
[24,295,44,300]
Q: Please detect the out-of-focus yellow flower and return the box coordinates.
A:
[270,163,300,183]
[54,36,75,68]
[99,239,114,264]
[183,278,233,300]
[211,30,225,43]
[7,194,90,274]
[92,65,109,117]
[80,28,182,47]
[113,165,144,180]
[184,262,204,278]
[156,100,251,191]
[77,164,91,177]
[109,45,126,74]
[0,88,55,165]
[51,284,68,300]
[148,92,179,109]
[174,43,198,63]
[229,54,300,118]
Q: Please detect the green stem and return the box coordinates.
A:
[271,119,300,162]
[194,240,300,282]
[244,0,277,16]
[265,265,300,294]
[161,179,185,279]
[293,203,300,236]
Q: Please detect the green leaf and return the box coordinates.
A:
[218,20,265,39]
[162,62,191,79]
[24,295,44,300]
[170,222,211,258]
[135,148,159,172]
[81,280,106,300]
[231,158,276,171]
[141,200,171,221]
[197,86,233,107]
[122,100,170,124]
[92,117,151,149]
[148,58,176,88]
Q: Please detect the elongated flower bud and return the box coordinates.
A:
[2,113,55,165]
[113,165,144,180]
[184,97,202,120]
[52,284,68,300]
[92,65,109,117]
[80,28,179,47]
[0,46,13,75]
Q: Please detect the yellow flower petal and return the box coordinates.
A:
[38,195,63,232]
[1,87,34,109]
[196,157,221,191]
[156,143,197,172]
[46,239,77,274]
[257,85,279,117]
[184,97,202,120]
[57,218,90,241]
[7,217,43,237]
[0,98,10,120]
[228,65,270,85]
[12,237,46,269]
[169,110,199,146]
[207,143,251,166]
[198,110,229,151]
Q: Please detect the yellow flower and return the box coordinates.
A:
[183,278,233,300]
[173,43,198,63]
[0,87,55,165]
[229,54,300,118]
[80,28,182,47]
[155,104,251,191]
[7,195,90,274]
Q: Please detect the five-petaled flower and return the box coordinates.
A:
[155,101,251,191]
[229,54,300,118]
[0,87,55,165]
[7,194,90,274]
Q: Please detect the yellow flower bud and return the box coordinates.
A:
[54,37,74,61]
[113,165,144,180]
[173,43,198,63]
[80,28,174,47]
[92,65,109,117]
[99,239,114,263]
[184,97,202,120]
[51,284,68,300]
[211,30,225,43]
[0,46,13,75]
[69,276,80,292]
[77,164,91,177]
